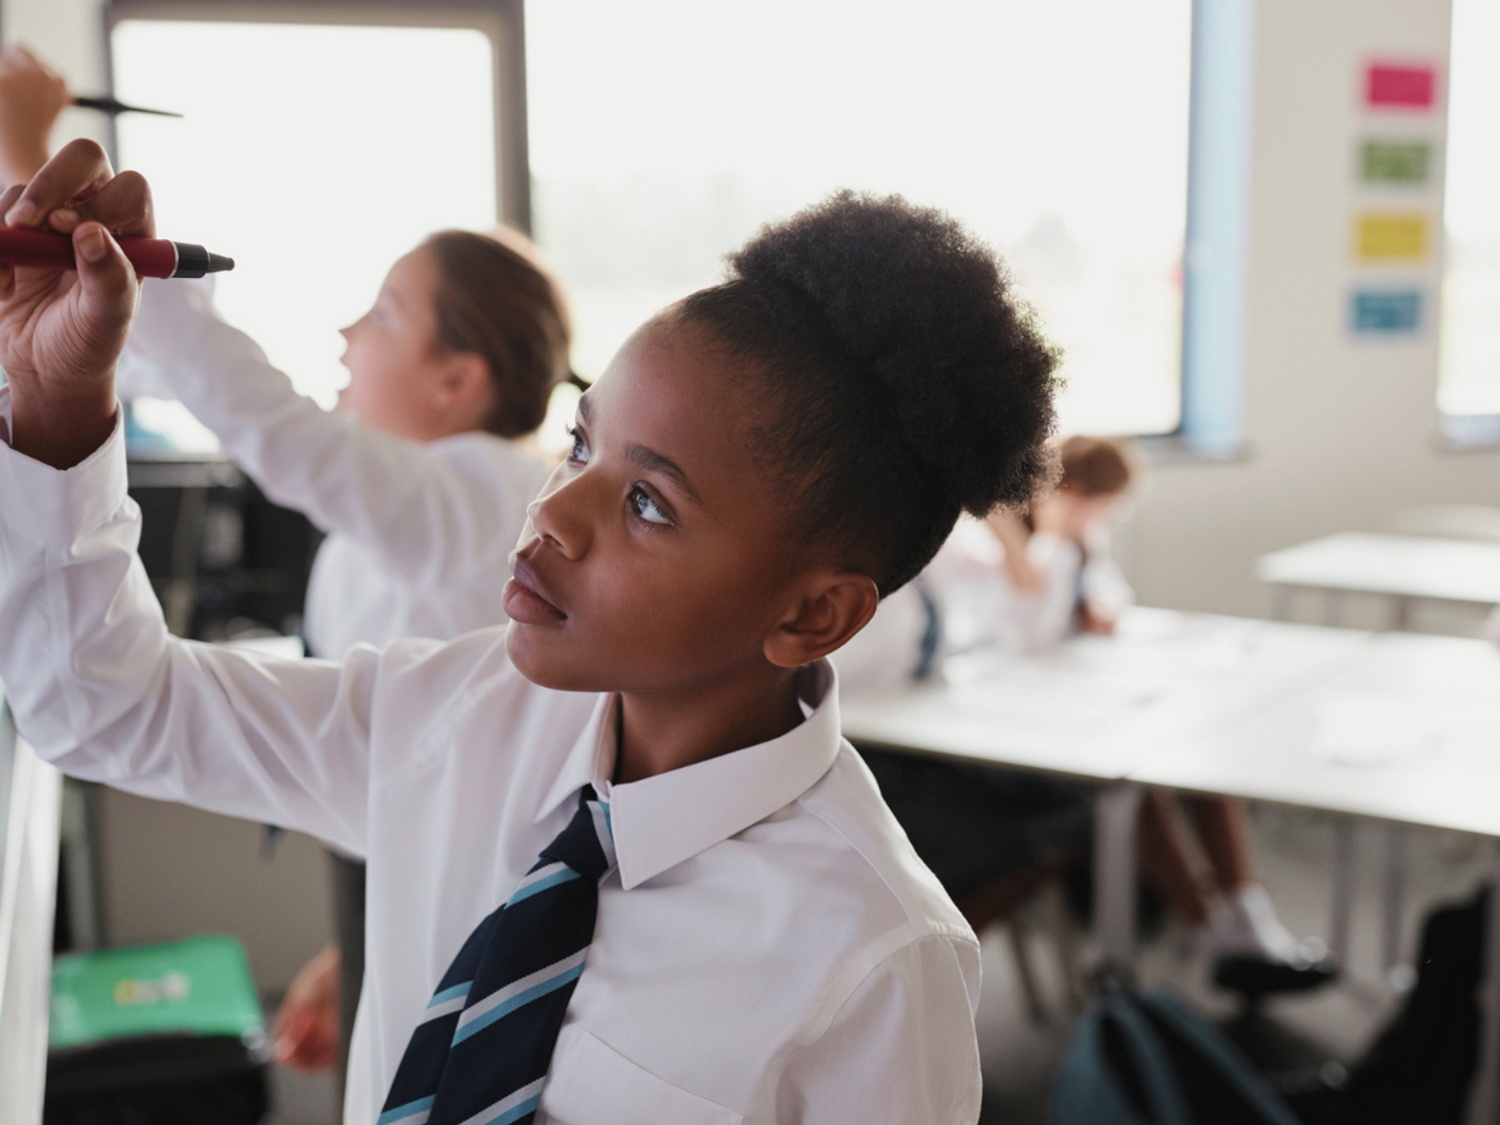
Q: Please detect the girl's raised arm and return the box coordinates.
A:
[0,394,396,854]
[120,277,547,589]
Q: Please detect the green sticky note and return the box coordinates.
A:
[1361,141,1430,184]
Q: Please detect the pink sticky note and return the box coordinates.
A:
[1366,64,1436,108]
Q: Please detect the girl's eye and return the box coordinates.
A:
[565,425,590,465]
[630,486,672,526]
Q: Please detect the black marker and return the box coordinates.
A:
[73,95,183,119]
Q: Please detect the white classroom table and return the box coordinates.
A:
[1136,629,1500,1125]
[840,607,1500,1125]
[1258,532,1500,627]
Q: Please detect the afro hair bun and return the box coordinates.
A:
[727,190,1060,518]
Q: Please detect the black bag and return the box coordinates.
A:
[1332,886,1485,1125]
[45,1033,269,1125]
[1052,987,1301,1125]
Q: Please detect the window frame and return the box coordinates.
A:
[109,0,1253,452]
[103,0,531,231]
[1149,0,1255,460]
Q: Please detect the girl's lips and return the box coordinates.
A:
[504,560,565,625]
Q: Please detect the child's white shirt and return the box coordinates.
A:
[118,278,553,656]
[933,517,1135,655]
[0,398,983,1125]
[834,518,1137,697]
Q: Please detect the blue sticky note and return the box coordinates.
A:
[1352,289,1421,333]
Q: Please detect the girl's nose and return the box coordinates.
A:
[527,473,594,560]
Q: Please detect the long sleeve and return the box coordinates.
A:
[1009,530,1085,651]
[0,387,402,856]
[776,934,983,1124]
[121,278,547,589]
[1079,523,1135,620]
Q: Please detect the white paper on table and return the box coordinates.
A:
[1313,691,1500,767]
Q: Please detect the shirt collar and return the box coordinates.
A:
[534,661,843,890]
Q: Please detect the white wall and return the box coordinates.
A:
[96,794,334,992]
[1122,0,1500,626]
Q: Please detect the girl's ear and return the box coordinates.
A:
[763,572,881,669]
[434,351,497,427]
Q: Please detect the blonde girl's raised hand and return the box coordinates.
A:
[0,46,70,186]
[985,507,1045,593]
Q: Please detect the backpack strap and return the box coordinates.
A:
[1102,996,1195,1125]
[1137,991,1302,1125]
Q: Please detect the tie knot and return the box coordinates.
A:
[539,785,616,882]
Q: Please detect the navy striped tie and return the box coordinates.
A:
[377,786,615,1125]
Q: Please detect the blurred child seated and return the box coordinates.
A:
[840,436,1336,994]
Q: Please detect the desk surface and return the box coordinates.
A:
[842,608,1371,782]
[1136,630,1500,836]
[842,607,1500,836]
[1257,532,1500,605]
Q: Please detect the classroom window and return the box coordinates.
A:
[1441,0,1500,442]
[110,19,499,423]
[526,0,1194,437]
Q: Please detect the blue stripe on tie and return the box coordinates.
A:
[451,961,586,1045]
[377,1095,435,1125]
[600,801,612,838]
[427,982,471,1009]
[487,1095,540,1125]
[505,865,580,907]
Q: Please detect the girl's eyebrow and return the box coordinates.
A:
[577,394,703,508]
[626,443,703,507]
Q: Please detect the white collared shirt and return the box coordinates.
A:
[0,397,983,1125]
[835,519,1138,696]
[118,279,553,657]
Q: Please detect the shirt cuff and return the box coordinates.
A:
[0,385,129,552]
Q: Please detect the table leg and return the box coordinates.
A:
[1330,817,1356,964]
[1095,782,1145,971]
[1381,823,1408,978]
[1464,841,1500,1125]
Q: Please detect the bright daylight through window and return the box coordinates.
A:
[1441,0,1500,427]
[111,20,498,451]
[527,0,1193,436]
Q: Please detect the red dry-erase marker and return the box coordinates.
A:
[0,227,233,279]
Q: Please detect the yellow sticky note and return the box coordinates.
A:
[1355,213,1428,260]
